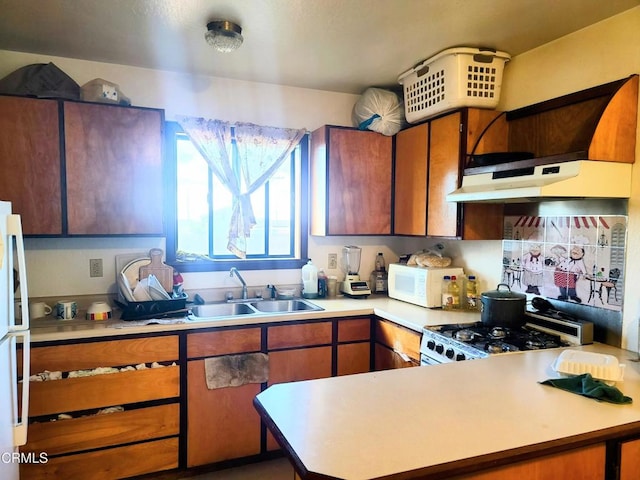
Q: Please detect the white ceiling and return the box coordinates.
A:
[0,0,638,94]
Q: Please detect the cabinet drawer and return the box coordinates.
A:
[268,346,332,384]
[375,319,421,361]
[22,404,179,456]
[29,366,180,417]
[29,336,179,373]
[338,317,371,342]
[187,328,261,358]
[20,437,178,480]
[268,322,332,349]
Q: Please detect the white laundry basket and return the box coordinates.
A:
[398,47,510,123]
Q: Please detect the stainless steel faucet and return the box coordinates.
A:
[229,267,248,299]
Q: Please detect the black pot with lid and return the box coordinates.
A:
[480,283,527,328]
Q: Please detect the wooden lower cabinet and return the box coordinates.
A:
[374,343,418,370]
[337,317,371,376]
[20,335,180,480]
[374,318,421,370]
[20,438,179,480]
[186,327,263,467]
[452,443,605,480]
[619,437,640,480]
[187,360,261,467]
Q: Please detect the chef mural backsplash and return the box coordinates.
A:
[503,215,627,311]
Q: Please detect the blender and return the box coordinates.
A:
[340,245,371,298]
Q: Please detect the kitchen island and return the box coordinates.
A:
[254,343,640,480]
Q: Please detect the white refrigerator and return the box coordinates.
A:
[0,201,30,480]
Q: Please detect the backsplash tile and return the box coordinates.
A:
[503,215,627,312]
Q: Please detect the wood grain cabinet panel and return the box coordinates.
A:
[22,404,179,456]
[0,96,62,234]
[310,125,393,235]
[187,328,261,358]
[27,336,179,374]
[20,437,179,480]
[374,319,421,363]
[374,344,417,370]
[394,123,428,235]
[337,317,371,342]
[28,366,180,417]
[187,360,261,467]
[395,108,506,239]
[63,101,164,235]
[337,343,370,376]
[619,437,640,480]
[452,443,605,480]
[268,321,332,349]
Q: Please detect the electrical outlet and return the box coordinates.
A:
[89,258,103,278]
[328,253,338,269]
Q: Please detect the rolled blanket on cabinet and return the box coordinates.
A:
[204,353,269,389]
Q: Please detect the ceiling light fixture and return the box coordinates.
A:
[205,20,243,53]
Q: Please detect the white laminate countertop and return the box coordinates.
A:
[28,296,480,342]
[255,343,640,480]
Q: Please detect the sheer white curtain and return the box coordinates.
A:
[177,116,305,258]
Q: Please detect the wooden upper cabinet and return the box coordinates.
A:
[64,102,164,235]
[0,96,63,235]
[394,124,428,235]
[395,108,506,239]
[310,126,393,235]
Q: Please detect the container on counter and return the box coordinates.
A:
[301,260,319,299]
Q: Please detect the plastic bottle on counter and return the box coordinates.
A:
[369,252,388,294]
[442,275,453,310]
[301,260,318,299]
[466,275,479,311]
[449,275,461,309]
[317,269,328,298]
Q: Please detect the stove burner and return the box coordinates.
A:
[486,342,506,354]
[455,329,476,342]
[489,327,507,339]
[525,338,545,349]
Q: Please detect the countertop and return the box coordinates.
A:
[28,296,480,342]
[254,343,640,480]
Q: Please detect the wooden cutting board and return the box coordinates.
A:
[138,248,174,293]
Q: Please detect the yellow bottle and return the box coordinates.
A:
[449,275,461,309]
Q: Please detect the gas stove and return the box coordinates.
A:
[420,312,593,365]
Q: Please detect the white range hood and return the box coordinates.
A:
[446,160,632,203]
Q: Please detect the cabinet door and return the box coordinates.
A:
[428,111,463,237]
[620,437,640,480]
[394,124,428,235]
[187,360,261,467]
[186,328,262,466]
[311,126,392,235]
[427,109,505,239]
[63,102,164,235]
[0,96,62,234]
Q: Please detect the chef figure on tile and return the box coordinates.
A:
[553,245,587,303]
[521,244,544,295]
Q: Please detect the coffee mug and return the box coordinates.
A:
[86,301,112,321]
[30,302,52,318]
[55,300,77,320]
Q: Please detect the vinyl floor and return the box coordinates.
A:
[178,458,294,480]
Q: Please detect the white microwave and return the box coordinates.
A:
[388,263,464,308]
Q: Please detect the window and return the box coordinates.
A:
[165,122,309,271]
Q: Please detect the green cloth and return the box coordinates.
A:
[540,373,632,404]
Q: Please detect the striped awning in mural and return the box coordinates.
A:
[513,216,609,229]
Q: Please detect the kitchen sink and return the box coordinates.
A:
[191,302,256,317]
[189,298,323,319]
[249,299,324,313]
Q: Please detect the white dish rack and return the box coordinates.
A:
[552,350,626,385]
[398,47,510,123]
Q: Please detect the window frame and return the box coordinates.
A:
[164,121,309,272]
